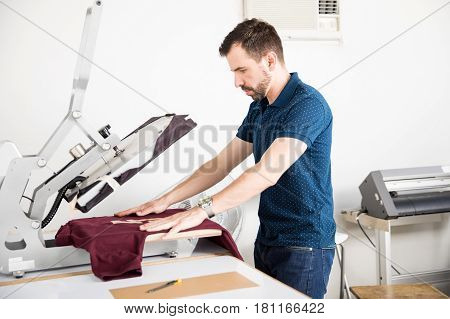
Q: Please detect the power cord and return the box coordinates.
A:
[356,212,402,275]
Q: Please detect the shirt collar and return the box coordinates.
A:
[266,72,301,108]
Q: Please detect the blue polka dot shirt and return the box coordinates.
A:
[236,72,336,248]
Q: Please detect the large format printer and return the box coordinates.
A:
[360,166,450,219]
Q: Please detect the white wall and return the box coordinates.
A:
[0,0,449,298]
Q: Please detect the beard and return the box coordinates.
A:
[241,70,271,101]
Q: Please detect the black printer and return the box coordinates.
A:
[360,166,450,219]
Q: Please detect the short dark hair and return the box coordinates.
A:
[219,18,284,64]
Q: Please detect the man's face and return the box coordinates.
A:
[226,44,272,101]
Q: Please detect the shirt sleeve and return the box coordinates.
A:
[236,104,256,143]
[273,95,331,147]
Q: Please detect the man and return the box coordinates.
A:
[116,19,336,299]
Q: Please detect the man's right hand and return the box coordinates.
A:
[114,197,170,217]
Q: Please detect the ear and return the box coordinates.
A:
[266,51,277,71]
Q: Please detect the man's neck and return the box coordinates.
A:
[266,69,291,105]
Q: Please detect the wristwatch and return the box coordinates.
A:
[197,195,214,218]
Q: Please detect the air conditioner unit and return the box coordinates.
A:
[244,0,342,42]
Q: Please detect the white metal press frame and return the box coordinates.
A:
[0,1,195,278]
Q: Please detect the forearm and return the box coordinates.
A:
[160,158,229,206]
[211,163,275,214]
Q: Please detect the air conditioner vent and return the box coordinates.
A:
[244,0,342,41]
[319,0,338,15]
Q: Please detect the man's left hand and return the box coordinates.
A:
[139,207,209,239]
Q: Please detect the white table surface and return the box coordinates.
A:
[0,242,308,299]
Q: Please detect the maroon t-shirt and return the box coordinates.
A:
[55,209,242,281]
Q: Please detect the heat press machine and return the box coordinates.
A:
[0,1,242,278]
[360,165,450,219]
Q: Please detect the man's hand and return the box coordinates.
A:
[114,197,170,217]
[138,207,208,239]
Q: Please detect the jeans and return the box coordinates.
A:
[254,239,335,299]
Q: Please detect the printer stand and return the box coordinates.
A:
[342,210,449,287]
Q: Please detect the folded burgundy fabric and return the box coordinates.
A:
[55,209,242,281]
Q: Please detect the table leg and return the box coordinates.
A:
[376,224,392,284]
